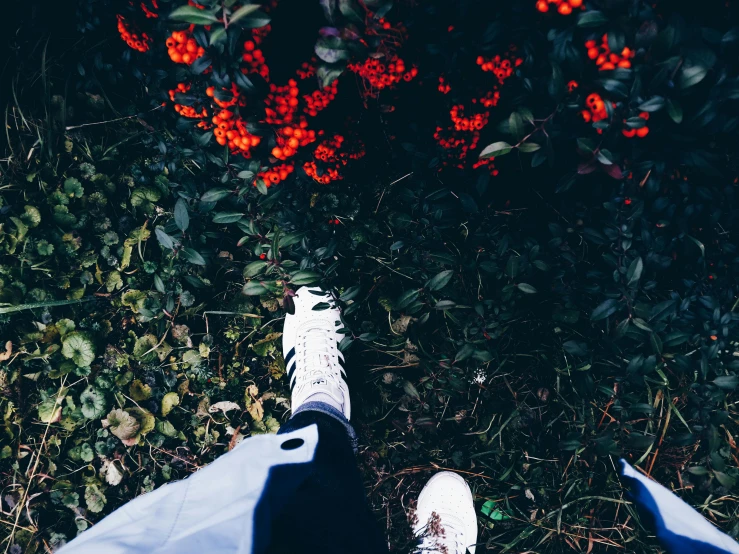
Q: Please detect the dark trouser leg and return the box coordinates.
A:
[264,404,389,554]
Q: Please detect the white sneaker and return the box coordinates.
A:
[282,286,351,419]
[413,472,478,554]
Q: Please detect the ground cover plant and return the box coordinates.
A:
[2,0,739,551]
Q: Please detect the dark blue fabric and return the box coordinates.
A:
[257,407,388,554]
[620,469,737,554]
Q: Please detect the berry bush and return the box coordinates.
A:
[2,0,739,551]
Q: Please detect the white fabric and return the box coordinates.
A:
[620,460,739,553]
[58,425,319,554]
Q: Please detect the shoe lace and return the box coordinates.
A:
[296,326,340,387]
[414,514,467,554]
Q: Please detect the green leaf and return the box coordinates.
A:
[209,26,227,45]
[713,375,739,390]
[85,484,106,513]
[174,198,189,232]
[228,4,260,25]
[62,332,96,367]
[638,97,665,112]
[169,5,218,25]
[517,283,537,294]
[235,10,271,28]
[591,298,619,321]
[339,0,363,23]
[577,11,608,27]
[315,38,349,64]
[479,141,512,159]
[161,393,180,417]
[680,65,708,89]
[426,270,454,291]
[626,257,644,286]
[155,227,176,250]
[243,281,269,296]
[129,379,152,402]
[107,408,140,441]
[402,380,421,401]
[395,289,420,310]
[38,395,63,423]
[156,419,179,437]
[667,98,683,123]
[291,271,321,286]
[213,212,245,224]
[80,387,107,420]
[182,247,207,266]
[518,142,541,153]
[509,112,524,141]
[317,64,345,89]
[244,261,268,278]
[577,138,597,154]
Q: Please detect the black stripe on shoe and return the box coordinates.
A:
[285,347,295,367]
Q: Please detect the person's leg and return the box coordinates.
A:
[262,287,388,554]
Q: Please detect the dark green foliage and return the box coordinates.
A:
[2,0,739,552]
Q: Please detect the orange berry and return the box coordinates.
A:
[272,147,283,158]
[600,62,616,70]
[622,128,636,138]
[636,126,649,138]
[206,86,215,97]
[570,0,582,6]
[558,3,572,14]
[170,51,182,63]
[536,0,548,11]
[617,60,632,69]
[182,53,192,64]
[587,47,599,60]
[216,136,227,146]
[621,47,632,57]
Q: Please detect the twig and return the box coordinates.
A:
[64,105,164,131]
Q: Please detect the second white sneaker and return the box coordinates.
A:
[282,287,351,419]
[413,472,478,554]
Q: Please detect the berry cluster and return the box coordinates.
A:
[586,35,633,70]
[296,60,316,80]
[139,0,159,18]
[272,118,318,160]
[438,76,451,94]
[166,30,205,65]
[256,163,295,188]
[303,80,338,117]
[580,93,614,124]
[242,39,269,80]
[206,83,245,109]
[348,55,418,98]
[472,157,499,176]
[622,112,650,138]
[264,79,300,124]
[327,218,341,225]
[169,83,208,119]
[478,90,500,108]
[433,125,481,169]
[476,53,522,85]
[212,109,262,155]
[117,15,151,52]
[450,104,489,132]
[535,0,583,14]
[303,134,365,184]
